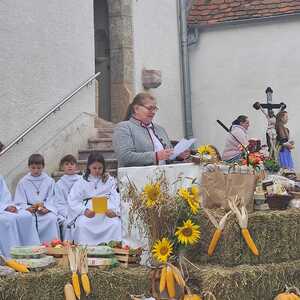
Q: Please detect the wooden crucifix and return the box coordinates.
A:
[253,87,287,159]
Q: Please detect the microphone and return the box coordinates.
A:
[216,119,230,133]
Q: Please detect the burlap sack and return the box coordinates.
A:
[201,169,256,212]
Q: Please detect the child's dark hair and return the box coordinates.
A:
[83,151,106,181]
[28,154,45,166]
[59,154,77,169]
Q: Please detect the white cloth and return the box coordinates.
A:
[147,126,166,165]
[68,175,121,245]
[14,173,59,243]
[53,174,81,240]
[0,176,21,257]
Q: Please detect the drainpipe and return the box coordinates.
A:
[178,0,193,139]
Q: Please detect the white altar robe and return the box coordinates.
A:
[0,176,21,257]
[53,174,81,240]
[14,173,59,243]
[68,175,121,245]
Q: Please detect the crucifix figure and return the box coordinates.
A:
[253,87,286,160]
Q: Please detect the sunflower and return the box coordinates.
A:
[143,183,161,207]
[178,187,190,201]
[187,195,200,214]
[178,186,201,214]
[152,238,173,263]
[175,219,201,245]
[197,145,216,157]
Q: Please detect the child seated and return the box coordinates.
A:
[68,151,121,245]
[0,176,21,257]
[14,154,59,243]
[53,154,81,240]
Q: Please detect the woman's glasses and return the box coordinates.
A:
[140,104,159,112]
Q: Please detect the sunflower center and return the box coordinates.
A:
[182,228,192,237]
[159,246,169,255]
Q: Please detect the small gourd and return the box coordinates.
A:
[183,295,202,300]
[64,283,77,300]
[274,287,300,300]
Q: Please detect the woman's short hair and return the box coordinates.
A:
[124,92,155,120]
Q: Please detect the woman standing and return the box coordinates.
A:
[222,115,250,163]
[275,111,294,170]
[113,93,189,167]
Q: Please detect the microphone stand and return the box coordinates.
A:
[216,120,250,166]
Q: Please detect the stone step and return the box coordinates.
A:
[97,127,114,138]
[78,148,115,160]
[88,137,113,150]
[77,158,118,171]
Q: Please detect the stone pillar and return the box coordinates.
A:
[108,0,134,122]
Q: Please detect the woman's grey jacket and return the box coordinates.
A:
[112,117,172,167]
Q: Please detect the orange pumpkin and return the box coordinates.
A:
[274,287,300,300]
[183,295,202,300]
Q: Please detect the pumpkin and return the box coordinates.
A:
[274,287,300,300]
[183,295,202,300]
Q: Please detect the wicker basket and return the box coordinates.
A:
[266,194,293,210]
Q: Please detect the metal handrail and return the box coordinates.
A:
[0,72,101,157]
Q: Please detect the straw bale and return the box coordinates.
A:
[190,209,300,266]
[189,259,300,300]
[0,266,150,300]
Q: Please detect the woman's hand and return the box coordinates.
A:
[84,209,95,218]
[105,209,117,218]
[177,149,191,160]
[5,206,17,213]
[37,207,49,215]
[156,149,174,161]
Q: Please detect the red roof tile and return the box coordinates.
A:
[188,0,300,25]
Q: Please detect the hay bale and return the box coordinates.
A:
[0,266,150,300]
[188,259,300,300]
[190,209,300,266]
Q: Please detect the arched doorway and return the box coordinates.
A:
[94,0,134,123]
[94,0,111,120]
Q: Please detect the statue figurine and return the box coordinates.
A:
[260,106,277,160]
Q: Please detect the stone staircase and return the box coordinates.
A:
[52,121,118,181]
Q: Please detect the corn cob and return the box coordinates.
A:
[170,264,185,288]
[159,265,167,293]
[72,272,81,299]
[5,259,29,273]
[64,283,77,300]
[81,273,91,296]
[205,209,231,256]
[166,265,176,298]
[79,247,91,296]
[228,196,259,256]
[68,247,81,299]
[241,228,259,256]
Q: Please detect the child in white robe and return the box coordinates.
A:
[53,154,81,240]
[68,151,121,245]
[0,175,40,253]
[14,154,59,243]
[0,176,21,257]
